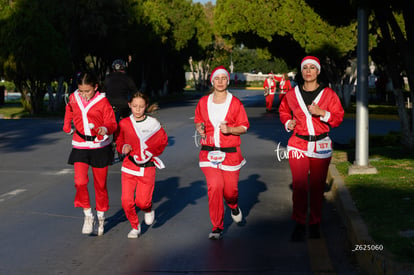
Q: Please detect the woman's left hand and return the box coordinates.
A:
[97,127,107,136]
[219,121,232,135]
[308,102,326,117]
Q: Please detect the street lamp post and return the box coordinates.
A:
[348,6,377,175]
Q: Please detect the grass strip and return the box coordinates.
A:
[333,143,414,263]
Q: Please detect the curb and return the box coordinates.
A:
[327,164,414,275]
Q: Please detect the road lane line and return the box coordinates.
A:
[0,189,27,202]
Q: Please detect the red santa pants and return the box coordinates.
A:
[201,167,240,231]
[74,162,109,212]
[288,151,331,225]
[265,94,275,111]
[121,168,155,229]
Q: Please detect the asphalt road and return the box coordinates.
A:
[0,90,400,274]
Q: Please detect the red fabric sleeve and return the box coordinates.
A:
[144,128,168,157]
[63,95,74,133]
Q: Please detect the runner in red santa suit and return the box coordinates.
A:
[194,65,250,240]
[115,92,168,238]
[274,72,292,104]
[263,73,276,112]
[63,71,118,236]
[279,56,344,242]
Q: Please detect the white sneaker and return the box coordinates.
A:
[231,207,242,223]
[97,217,105,236]
[144,210,155,225]
[127,225,141,239]
[82,215,95,234]
[208,229,223,240]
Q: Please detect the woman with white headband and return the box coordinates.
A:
[279,56,344,242]
[194,65,250,240]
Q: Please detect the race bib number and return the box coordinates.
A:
[316,137,332,154]
[207,150,226,165]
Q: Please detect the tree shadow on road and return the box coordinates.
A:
[245,109,290,147]
[100,177,207,235]
[0,119,62,152]
[151,177,206,229]
[104,208,128,233]
[223,174,267,232]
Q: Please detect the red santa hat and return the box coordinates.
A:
[300,56,321,72]
[210,65,230,85]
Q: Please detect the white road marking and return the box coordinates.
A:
[55,168,74,175]
[0,189,27,202]
[42,168,73,175]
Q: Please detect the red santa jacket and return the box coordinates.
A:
[116,115,168,177]
[263,77,276,95]
[274,76,292,94]
[279,86,344,158]
[63,90,117,149]
[194,92,250,171]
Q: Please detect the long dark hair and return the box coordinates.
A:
[77,71,100,89]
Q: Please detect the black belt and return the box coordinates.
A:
[295,132,328,142]
[201,145,237,153]
[128,156,155,167]
[76,130,96,142]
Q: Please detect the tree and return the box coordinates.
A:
[138,0,214,95]
[366,0,414,149]
[213,0,358,104]
[0,0,71,114]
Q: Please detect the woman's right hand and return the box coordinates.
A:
[122,144,132,155]
[196,123,206,139]
[288,120,296,131]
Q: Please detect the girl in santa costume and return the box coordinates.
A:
[194,65,250,240]
[274,72,292,104]
[63,71,118,236]
[115,92,168,238]
[279,56,344,241]
[263,73,276,112]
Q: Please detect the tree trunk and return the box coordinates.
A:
[189,57,197,90]
[385,8,414,136]
[47,84,55,112]
[375,8,412,149]
[393,88,414,149]
[54,76,66,111]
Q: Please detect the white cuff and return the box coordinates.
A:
[285,120,292,132]
[320,111,331,123]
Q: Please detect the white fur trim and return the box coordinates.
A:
[211,69,230,85]
[301,59,321,71]
[121,166,144,177]
[199,159,246,171]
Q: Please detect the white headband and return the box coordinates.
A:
[301,59,321,71]
[211,69,230,85]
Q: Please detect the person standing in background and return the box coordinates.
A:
[274,73,292,105]
[263,73,276,112]
[103,59,137,122]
